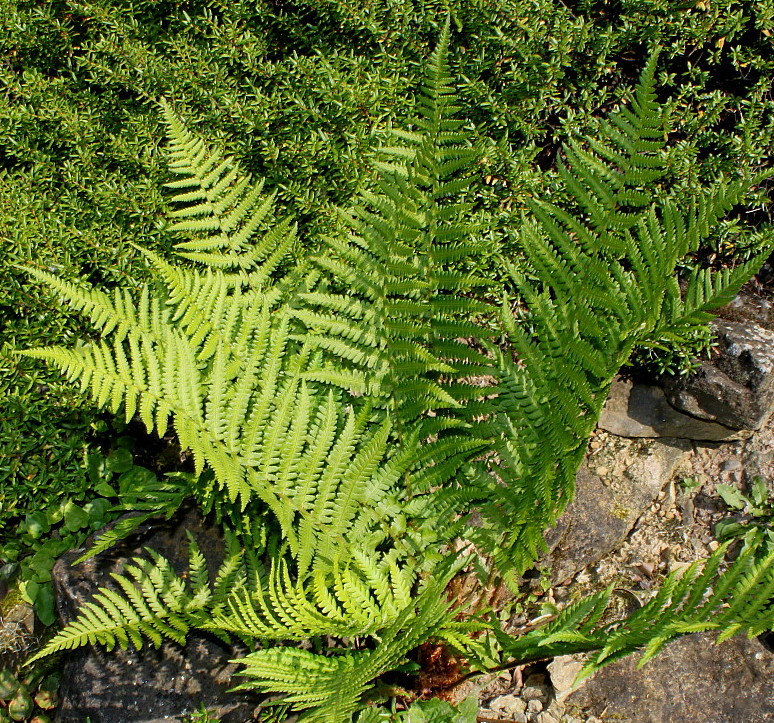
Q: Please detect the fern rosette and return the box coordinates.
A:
[18,23,774,723]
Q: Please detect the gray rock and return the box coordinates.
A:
[566,631,774,723]
[52,507,258,723]
[716,291,774,331]
[489,694,527,716]
[662,320,774,431]
[521,684,549,702]
[545,438,690,583]
[599,377,751,441]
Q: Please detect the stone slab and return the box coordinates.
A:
[545,437,690,584]
[565,631,774,723]
[599,377,751,441]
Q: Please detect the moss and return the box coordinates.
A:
[611,505,633,520]
[0,584,24,618]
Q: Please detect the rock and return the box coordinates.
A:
[522,673,547,688]
[599,377,751,441]
[547,656,585,702]
[721,458,742,472]
[545,437,690,583]
[740,412,774,485]
[716,290,774,331]
[526,698,543,713]
[521,684,548,702]
[565,631,774,722]
[4,599,35,635]
[662,320,774,431]
[52,506,259,723]
[489,694,526,716]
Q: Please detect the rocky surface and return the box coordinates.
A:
[662,319,774,431]
[51,507,259,723]
[716,288,774,331]
[599,377,751,441]
[468,378,774,723]
[564,632,774,723]
[544,434,690,584]
[0,598,36,670]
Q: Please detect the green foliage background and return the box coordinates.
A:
[1,0,772,536]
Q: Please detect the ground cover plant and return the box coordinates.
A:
[2,0,774,548]
[13,23,774,722]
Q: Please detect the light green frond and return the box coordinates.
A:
[231,562,459,722]
[159,99,295,273]
[23,267,164,341]
[26,548,207,664]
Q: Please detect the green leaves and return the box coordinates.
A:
[295,21,496,437]
[14,23,774,723]
[26,543,211,664]
[715,477,774,545]
[485,531,774,684]
[233,562,460,723]
[161,100,298,272]
[483,46,774,575]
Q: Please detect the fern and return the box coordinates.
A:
[160,99,298,271]
[18,26,774,723]
[465,529,774,682]
[27,541,210,662]
[231,565,459,723]
[474,52,774,574]
[297,20,497,432]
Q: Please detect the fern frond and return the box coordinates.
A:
[74,476,190,564]
[231,560,461,723]
[489,532,774,683]
[21,267,163,341]
[292,19,496,433]
[207,554,413,643]
[483,44,774,574]
[26,548,207,664]
[160,99,295,272]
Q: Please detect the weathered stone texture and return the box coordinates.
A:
[545,437,690,583]
[566,632,774,723]
[663,320,774,431]
[599,377,751,441]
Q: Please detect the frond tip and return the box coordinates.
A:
[26,548,209,664]
[160,98,297,272]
